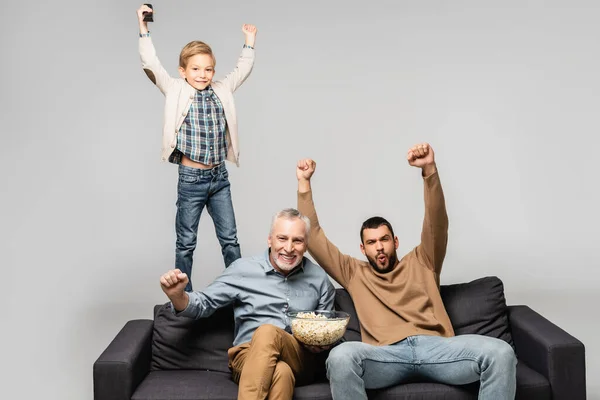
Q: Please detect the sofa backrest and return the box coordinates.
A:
[440,276,514,348]
[150,276,513,372]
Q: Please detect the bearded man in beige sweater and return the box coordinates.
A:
[296,143,517,400]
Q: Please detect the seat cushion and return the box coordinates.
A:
[367,381,478,400]
[365,360,548,400]
[131,370,333,400]
[515,361,551,400]
[151,303,235,373]
[365,360,549,400]
[440,276,514,348]
[132,370,238,400]
[293,382,334,400]
[132,361,549,400]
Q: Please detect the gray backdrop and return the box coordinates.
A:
[2,0,598,399]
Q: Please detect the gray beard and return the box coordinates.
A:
[273,255,303,272]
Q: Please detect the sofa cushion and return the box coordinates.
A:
[132,370,238,400]
[132,370,334,400]
[151,303,234,373]
[365,361,549,400]
[515,361,551,400]
[133,360,549,400]
[440,276,514,348]
[367,381,478,400]
[293,382,334,400]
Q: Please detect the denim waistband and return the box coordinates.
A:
[178,162,226,176]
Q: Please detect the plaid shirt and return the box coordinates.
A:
[171,87,227,165]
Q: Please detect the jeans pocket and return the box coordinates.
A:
[179,174,199,184]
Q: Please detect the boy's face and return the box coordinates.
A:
[178,54,215,90]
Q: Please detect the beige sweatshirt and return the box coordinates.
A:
[298,171,455,346]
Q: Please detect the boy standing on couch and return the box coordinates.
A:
[137,4,257,291]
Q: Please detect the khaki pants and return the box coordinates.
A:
[228,324,318,400]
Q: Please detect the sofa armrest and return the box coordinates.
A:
[507,305,586,400]
[93,319,154,400]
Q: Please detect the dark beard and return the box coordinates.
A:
[367,252,398,274]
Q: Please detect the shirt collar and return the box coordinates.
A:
[197,85,213,95]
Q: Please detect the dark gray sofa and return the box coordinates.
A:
[94,276,586,400]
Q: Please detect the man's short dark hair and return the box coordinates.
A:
[360,217,395,242]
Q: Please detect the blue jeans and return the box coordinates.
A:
[175,163,241,291]
[326,334,517,400]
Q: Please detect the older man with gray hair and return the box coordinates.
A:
[160,208,336,400]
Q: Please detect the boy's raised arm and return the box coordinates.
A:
[220,24,257,93]
[136,4,175,94]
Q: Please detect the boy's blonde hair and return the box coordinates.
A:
[179,41,216,69]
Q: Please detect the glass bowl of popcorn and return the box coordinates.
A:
[286,310,350,346]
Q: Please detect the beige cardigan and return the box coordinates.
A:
[139,37,255,166]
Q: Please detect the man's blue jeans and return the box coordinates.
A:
[326,334,517,400]
[175,163,241,291]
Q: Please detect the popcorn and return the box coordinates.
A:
[289,312,349,346]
